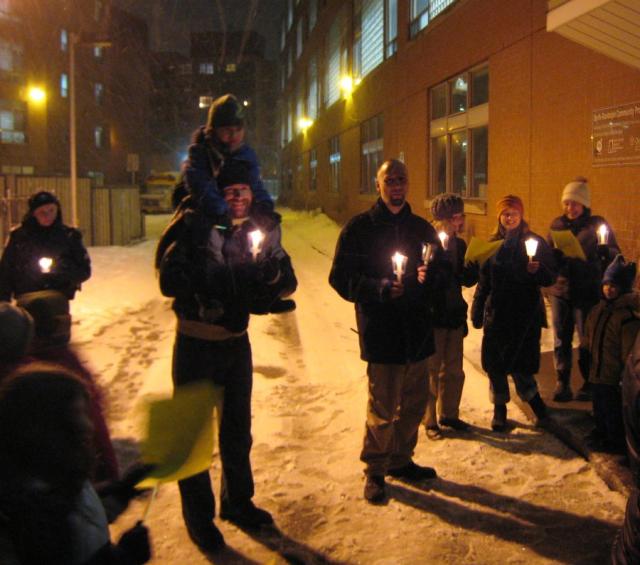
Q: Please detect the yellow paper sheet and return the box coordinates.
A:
[550,230,586,260]
[138,381,223,487]
[464,236,503,266]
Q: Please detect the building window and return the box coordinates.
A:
[94,82,104,105]
[0,39,22,73]
[225,63,236,73]
[199,62,214,75]
[429,64,489,199]
[287,0,293,30]
[94,46,104,59]
[385,0,398,56]
[94,0,104,21]
[308,0,317,32]
[296,18,304,58]
[307,56,318,120]
[60,29,68,52]
[324,14,342,107]
[60,73,68,98]
[0,0,10,18]
[94,126,104,148]
[199,95,213,109]
[410,0,456,38]
[309,148,317,192]
[354,0,383,80]
[295,80,305,133]
[329,135,341,193]
[0,102,25,144]
[361,114,384,194]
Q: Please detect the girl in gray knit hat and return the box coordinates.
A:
[547,176,620,402]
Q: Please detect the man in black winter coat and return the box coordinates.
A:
[329,159,441,504]
[0,191,91,302]
[158,160,296,552]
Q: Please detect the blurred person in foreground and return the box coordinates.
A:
[0,191,91,303]
[16,289,119,482]
[613,318,640,563]
[0,364,152,565]
[158,159,297,552]
[583,255,640,455]
[329,159,443,505]
[423,193,479,439]
[471,195,557,431]
[547,177,620,402]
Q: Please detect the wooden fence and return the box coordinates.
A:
[0,175,142,247]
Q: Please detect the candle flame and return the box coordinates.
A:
[597,224,608,244]
[39,257,53,273]
[525,238,539,258]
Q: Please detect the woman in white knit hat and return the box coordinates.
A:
[547,176,620,402]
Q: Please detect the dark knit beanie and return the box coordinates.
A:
[496,194,524,220]
[603,254,637,294]
[217,159,252,191]
[17,290,71,347]
[207,94,245,130]
[431,193,464,220]
[28,191,59,212]
[0,302,33,361]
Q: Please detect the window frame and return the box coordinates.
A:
[360,113,384,194]
[428,63,489,200]
[329,135,341,193]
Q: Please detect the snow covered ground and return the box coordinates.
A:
[71,210,627,564]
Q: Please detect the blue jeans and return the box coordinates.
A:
[489,372,539,405]
[549,295,591,382]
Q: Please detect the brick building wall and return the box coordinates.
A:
[281,0,640,261]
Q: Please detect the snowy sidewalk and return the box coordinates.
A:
[72,210,627,564]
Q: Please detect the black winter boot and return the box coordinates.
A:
[529,393,549,426]
[552,371,573,402]
[491,404,507,432]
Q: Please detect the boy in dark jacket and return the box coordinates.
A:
[184,94,277,229]
[158,159,296,552]
[423,194,478,438]
[583,254,640,454]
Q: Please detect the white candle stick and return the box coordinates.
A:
[39,257,53,273]
[438,231,449,250]
[422,243,434,265]
[525,238,538,262]
[248,229,265,261]
[597,224,608,245]
[392,252,407,282]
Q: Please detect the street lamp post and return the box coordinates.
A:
[69,32,111,228]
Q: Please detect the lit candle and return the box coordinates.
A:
[525,238,539,262]
[438,231,449,250]
[248,229,265,261]
[597,224,608,245]
[422,243,434,265]
[39,257,53,273]
[392,252,407,282]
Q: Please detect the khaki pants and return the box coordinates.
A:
[424,327,465,427]
[361,359,429,476]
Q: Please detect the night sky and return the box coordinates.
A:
[114,0,286,59]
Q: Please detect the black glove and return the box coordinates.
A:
[99,463,155,522]
[115,521,151,565]
[258,256,281,284]
[270,298,296,314]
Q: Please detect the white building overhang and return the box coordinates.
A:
[547,0,640,70]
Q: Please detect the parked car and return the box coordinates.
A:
[141,171,179,213]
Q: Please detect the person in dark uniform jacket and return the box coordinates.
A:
[0,191,91,302]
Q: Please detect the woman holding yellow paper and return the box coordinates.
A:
[547,177,620,402]
[471,195,557,431]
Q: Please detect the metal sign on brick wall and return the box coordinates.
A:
[592,101,640,167]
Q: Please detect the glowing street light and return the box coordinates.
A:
[340,75,353,98]
[27,86,47,104]
[297,117,314,131]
